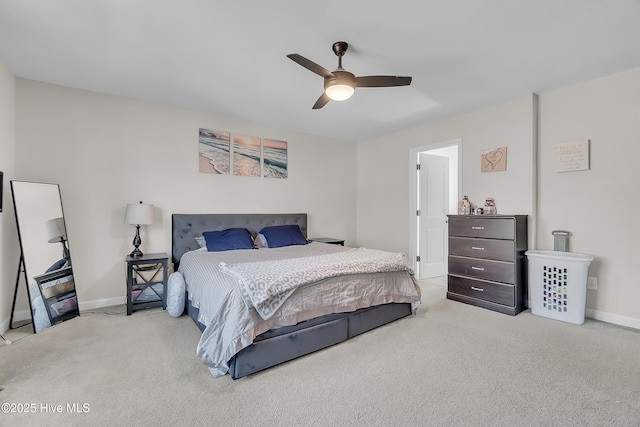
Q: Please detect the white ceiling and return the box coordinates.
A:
[1,1,639,142]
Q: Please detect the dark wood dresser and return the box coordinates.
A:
[447,215,528,315]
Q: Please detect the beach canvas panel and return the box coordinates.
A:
[199,128,230,174]
[233,134,261,177]
[263,139,287,178]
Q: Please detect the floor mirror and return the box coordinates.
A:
[10,180,79,333]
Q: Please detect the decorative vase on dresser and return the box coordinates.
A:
[447,215,528,315]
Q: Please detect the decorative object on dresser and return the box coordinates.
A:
[125,252,168,315]
[458,195,472,215]
[447,215,528,315]
[124,201,154,257]
[483,197,497,215]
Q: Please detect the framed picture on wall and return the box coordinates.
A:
[481,147,507,172]
[263,139,288,178]
[556,140,590,172]
[199,129,231,174]
[233,134,261,177]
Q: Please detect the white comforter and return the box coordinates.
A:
[220,247,413,320]
[178,242,421,377]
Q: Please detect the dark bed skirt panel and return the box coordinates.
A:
[229,317,350,378]
[185,293,412,379]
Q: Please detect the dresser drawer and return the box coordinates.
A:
[448,256,515,284]
[448,275,515,307]
[449,237,515,262]
[448,217,515,239]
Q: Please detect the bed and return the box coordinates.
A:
[171,213,421,379]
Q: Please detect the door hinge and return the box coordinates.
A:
[416,210,420,216]
[416,256,421,262]
[416,164,421,170]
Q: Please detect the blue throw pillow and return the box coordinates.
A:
[45,258,67,273]
[203,228,255,252]
[259,225,308,248]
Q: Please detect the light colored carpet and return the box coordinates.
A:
[1,278,639,427]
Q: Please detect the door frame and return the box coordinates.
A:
[409,138,462,277]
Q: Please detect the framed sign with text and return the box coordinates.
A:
[556,140,590,172]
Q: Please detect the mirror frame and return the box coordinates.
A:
[10,180,79,333]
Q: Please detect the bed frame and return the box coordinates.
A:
[171,213,413,379]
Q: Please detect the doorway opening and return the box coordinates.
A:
[409,139,461,279]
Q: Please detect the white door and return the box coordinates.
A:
[418,153,449,278]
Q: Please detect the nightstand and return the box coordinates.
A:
[125,252,168,315]
[33,266,79,325]
[308,237,345,246]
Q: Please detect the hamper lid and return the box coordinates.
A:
[525,249,594,263]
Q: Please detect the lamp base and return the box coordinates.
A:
[130,225,143,257]
[129,248,144,257]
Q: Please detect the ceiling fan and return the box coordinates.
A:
[287,41,412,109]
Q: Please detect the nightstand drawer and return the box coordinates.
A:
[449,256,515,284]
[448,275,515,307]
[448,217,515,239]
[449,237,515,262]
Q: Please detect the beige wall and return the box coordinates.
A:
[356,96,536,254]
[538,68,640,326]
[356,69,640,328]
[3,67,640,331]
[0,60,17,332]
[12,79,357,312]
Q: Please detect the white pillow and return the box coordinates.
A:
[254,233,269,248]
[195,236,206,248]
[166,272,185,317]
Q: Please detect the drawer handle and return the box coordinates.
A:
[471,226,485,230]
[471,266,485,271]
[471,286,484,292]
[471,246,485,251]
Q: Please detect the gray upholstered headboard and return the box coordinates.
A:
[171,213,307,267]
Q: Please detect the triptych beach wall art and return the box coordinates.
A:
[199,128,288,178]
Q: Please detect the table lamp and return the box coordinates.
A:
[45,217,70,262]
[124,201,154,257]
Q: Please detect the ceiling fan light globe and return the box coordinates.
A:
[325,83,355,101]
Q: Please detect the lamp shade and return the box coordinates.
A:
[45,217,67,243]
[124,202,154,226]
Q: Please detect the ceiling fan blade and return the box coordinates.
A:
[355,75,412,87]
[312,93,331,109]
[287,54,334,78]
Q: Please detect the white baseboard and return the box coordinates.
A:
[78,296,126,312]
[586,308,640,330]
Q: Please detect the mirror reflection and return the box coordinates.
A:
[11,181,79,333]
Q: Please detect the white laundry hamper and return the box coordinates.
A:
[525,250,594,325]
